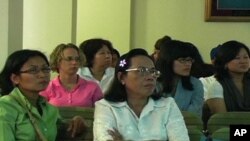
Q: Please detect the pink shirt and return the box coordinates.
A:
[40,75,103,107]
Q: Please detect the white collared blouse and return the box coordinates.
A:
[93,97,189,141]
[77,67,114,94]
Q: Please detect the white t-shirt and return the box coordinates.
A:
[206,80,224,100]
[199,75,216,101]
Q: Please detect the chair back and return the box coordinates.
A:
[57,107,94,141]
[182,111,204,141]
[207,112,250,135]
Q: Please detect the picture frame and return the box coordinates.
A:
[205,0,250,22]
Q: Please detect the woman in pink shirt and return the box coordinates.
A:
[40,43,103,107]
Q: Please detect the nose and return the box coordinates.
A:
[144,72,157,80]
[183,61,193,66]
[106,53,111,58]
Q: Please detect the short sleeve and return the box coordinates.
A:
[93,100,115,141]
[206,80,224,100]
[166,98,190,141]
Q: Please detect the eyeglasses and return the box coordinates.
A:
[19,66,51,74]
[177,57,195,64]
[126,66,161,78]
[62,56,80,62]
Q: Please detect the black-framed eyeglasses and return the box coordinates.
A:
[126,66,161,78]
[19,66,51,74]
[62,56,80,62]
[177,57,195,64]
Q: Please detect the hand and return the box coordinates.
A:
[107,128,123,141]
[67,116,86,138]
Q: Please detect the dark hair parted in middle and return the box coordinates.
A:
[0,49,49,95]
[104,48,162,102]
[156,40,195,93]
[79,38,113,68]
[214,40,250,80]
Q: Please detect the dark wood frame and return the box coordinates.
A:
[205,0,250,22]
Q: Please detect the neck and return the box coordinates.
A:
[19,88,39,107]
[127,96,148,117]
[59,74,78,90]
[229,72,244,82]
[59,74,78,84]
[90,67,106,81]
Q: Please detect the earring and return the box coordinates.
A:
[121,81,125,85]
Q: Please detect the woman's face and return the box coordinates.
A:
[12,56,51,93]
[93,45,112,69]
[227,48,250,74]
[173,57,194,76]
[121,55,157,98]
[59,47,80,75]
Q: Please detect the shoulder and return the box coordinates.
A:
[95,99,125,108]
[153,97,176,107]
[79,77,99,87]
[207,80,223,99]
[77,67,92,77]
[190,76,202,84]
[0,96,20,116]
[199,75,216,85]
[209,80,222,89]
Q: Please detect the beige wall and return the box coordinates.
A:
[76,0,131,55]
[23,0,73,57]
[1,0,250,70]
[0,0,8,70]
[132,0,250,62]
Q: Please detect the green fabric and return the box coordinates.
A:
[0,87,59,141]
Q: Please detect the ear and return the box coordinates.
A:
[10,73,20,85]
[117,72,125,85]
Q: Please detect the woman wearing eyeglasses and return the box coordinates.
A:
[93,48,189,141]
[156,40,204,117]
[40,43,103,107]
[0,49,85,141]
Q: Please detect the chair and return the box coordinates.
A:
[181,111,204,141]
[211,127,229,141]
[207,112,250,137]
[57,107,95,141]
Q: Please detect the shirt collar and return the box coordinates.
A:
[10,87,47,108]
[109,97,166,108]
[53,75,86,88]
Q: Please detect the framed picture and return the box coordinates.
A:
[205,0,250,22]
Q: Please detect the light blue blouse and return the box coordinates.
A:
[163,77,204,116]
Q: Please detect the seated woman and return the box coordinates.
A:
[156,40,204,116]
[206,40,250,114]
[93,48,189,141]
[0,49,85,140]
[78,38,114,94]
[40,43,103,107]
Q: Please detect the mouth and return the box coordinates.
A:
[39,80,49,85]
[144,84,155,89]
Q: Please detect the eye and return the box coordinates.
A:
[29,67,39,73]
[41,67,51,73]
[138,67,148,73]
